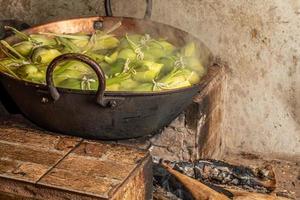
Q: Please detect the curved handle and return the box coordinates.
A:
[104,0,152,19]
[46,53,109,107]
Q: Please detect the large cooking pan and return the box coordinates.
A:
[0,2,213,139]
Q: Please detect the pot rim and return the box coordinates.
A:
[0,16,213,97]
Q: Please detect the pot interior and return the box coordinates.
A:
[0,17,214,96]
[2,16,213,68]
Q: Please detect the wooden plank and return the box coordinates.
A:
[38,168,120,198]
[0,156,152,200]
[0,156,50,183]
[0,191,34,200]
[187,64,226,159]
[71,141,147,165]
[0,177,101,200]
[0,142,63,166]
[197,106,223,158]
[0,117,81,183]
[37,140,151,199]
[0,117,82,151]
[0,118,152,199]
[112,157,153,200]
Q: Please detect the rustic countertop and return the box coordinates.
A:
[0,115,152,200]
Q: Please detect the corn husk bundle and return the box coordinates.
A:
[0,24,206,92]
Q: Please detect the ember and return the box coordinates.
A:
[170,159,276,193]
[153,159,291,200]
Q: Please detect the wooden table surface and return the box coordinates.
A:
[0,116,152,200]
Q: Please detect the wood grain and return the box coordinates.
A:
[161,162,230,200]
[0,117,152,199]
[0,118,81,183]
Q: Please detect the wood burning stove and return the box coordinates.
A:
[0,0,298,199]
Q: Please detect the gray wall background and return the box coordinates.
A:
[0,0,299,159]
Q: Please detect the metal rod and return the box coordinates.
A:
[144,0,152,19]
[104,0,113,17]
[104,0,152,19]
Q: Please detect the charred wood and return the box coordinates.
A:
[169,159,276,193]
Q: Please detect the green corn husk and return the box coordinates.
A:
[57,77,98,90]
[0,30,205,92]
[85,52,105,63]
[146,40,171,51]
[62,62,93,74]
[158,56,176,76]
[13,41,34,57]
[182,42,197,57]
[96,61,111,76]
[16,64,38,77]
[44,32,90,48]
[5,26,57,47]
[53,61,75,74]
[0,58,27,68]
[56,60,94,74]
[0,58,21,78]
[142,41,175,61]
[119,79,139,90]
[106,59,126,77]
[143,47,165,61]
[183,56,206,75]
[72,38,89,48]
[133,70,158,83]
[106,83,120,91]
[119,34,142,49]
[94,48,111,55]
[90,32,120,51]
[26,71,45,83]
[82,32,119,52]
[54,69,86,85]
[106,73,131,86]
[104,51,118,64]
[183,69,201,84]
[57,78,82,90]
[30,34,57,46]
[154,78,190,91]
[132,83,154,92]
[0,58,13,71]
[53,60,96,85]
[169,68,200,85]
[157,40,176,53]
[117,48,136,60]
[154,68,199,90]
[31,47,61,64]
[96,36,119,50]
[0,45,17,60]
[132,61,163,82]
[39,32,90,40]
[0,40,26,59]
[81,77,98,90]
[4,26,30,41]
[56,37,81,53]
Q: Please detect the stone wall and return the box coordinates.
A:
[0,0,105,25]
[0,0,299,159]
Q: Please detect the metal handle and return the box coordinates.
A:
[104,0,152,19]
[46,53,109,107]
